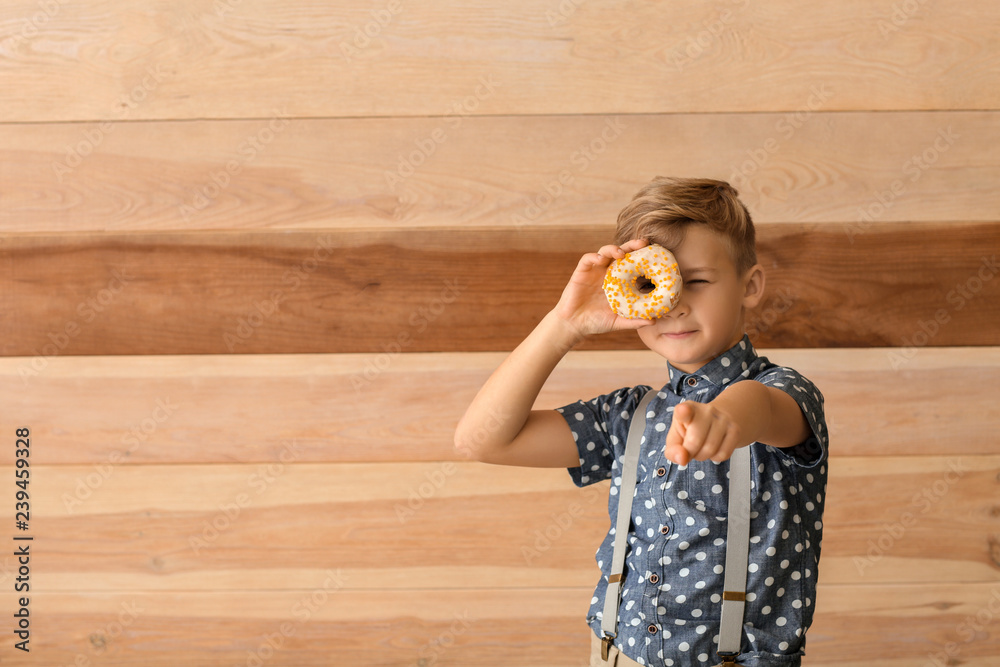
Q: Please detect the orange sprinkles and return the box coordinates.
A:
[602,244,682,319]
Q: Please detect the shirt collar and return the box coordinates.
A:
[665,334,761,394]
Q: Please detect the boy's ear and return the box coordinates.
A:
[741,263,766,309]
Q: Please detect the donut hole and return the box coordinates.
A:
[635,275,656,294]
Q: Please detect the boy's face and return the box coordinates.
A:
[636,225,763,373]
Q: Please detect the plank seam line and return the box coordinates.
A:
[0,108,997,127]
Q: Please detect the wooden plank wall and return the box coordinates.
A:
[1,1,999,665]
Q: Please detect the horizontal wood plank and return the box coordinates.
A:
[5,584,1000,666]
[1,347,997,465]
[2,223,999,356]
[1,456,995,591]
[3,2,998,665]
[1,1,999,122]
[0,112,997,232]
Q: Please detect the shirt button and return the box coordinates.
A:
[647,624,658,634]
[686,376,698,387]
[660,525,670,535]
[656,467,666,477]
[649,573,659,584]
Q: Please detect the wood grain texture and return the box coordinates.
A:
[2,456,995,590]
[1,347,998,465]
[2,457,998,663]
[2,1,998,664]
[2,223,998,356]
[1,1,999,123]
[1,112,997,232]
[3,586,1000,665]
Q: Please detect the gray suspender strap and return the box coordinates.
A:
[601,389,752,664]
[716,443,751,664]
[600,388,657,659]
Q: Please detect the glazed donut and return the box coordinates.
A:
[602,244,682,320]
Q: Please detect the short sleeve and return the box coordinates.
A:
[555,385,652,487]
[754,366,828,467]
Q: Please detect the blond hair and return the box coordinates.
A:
[613,177,757,275]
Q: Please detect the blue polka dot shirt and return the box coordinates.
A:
[556,335,828,667]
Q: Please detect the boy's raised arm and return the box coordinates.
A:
[662,380,812,466]
[454,240,653,468]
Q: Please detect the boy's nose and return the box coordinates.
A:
[664,298,689,318]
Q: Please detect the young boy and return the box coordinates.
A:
[455,177,828,667]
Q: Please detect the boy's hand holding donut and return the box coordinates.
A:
[552,239,655,343]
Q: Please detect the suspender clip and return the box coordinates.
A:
[601,634,615,660]
[714,651,742,666]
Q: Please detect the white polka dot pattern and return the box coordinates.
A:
[559,335,828,664]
